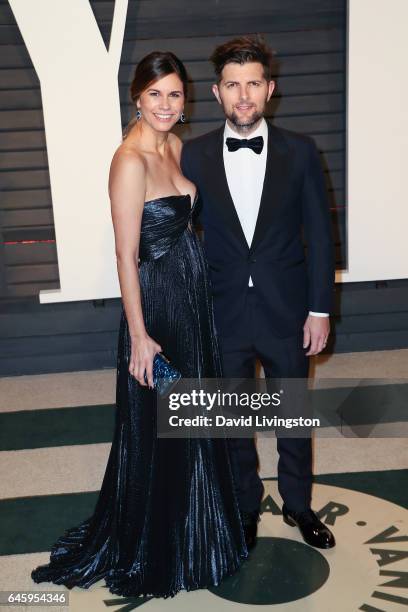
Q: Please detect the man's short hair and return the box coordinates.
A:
[210,35,275,82]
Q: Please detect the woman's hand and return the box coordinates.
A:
[129,334,162,389]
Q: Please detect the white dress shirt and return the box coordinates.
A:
[223,118,328,317]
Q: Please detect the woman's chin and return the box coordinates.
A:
[150,117,179,132]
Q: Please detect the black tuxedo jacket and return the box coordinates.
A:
[180,121,335,339]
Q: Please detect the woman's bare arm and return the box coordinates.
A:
[108,150,161,387]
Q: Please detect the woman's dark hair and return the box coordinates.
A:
[123,51,188,140]
[210,35,274,82]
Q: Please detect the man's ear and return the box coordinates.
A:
[212,83,222,105]
[267,80,275,102]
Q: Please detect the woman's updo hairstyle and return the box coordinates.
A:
[122,51,188,140]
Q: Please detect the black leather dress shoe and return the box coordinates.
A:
[282,504,336,549]
[240,509,260,551]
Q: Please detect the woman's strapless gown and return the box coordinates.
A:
[31,194,247,598]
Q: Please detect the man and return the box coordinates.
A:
[181,36,336,550]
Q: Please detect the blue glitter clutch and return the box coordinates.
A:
[145,352,181,397]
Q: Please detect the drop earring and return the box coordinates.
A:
[180,112,186,123]
[136,110,142,120]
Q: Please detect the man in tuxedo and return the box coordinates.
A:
[181,36,335,550]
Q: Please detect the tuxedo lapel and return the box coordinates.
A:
[204,127,249,252]
[203,121,291,253]
[249,121,291,253]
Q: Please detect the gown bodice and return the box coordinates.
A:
[139,194,198,262]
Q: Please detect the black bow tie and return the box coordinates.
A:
[225,135,264,154]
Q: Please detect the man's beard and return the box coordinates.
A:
[226,108,264,134]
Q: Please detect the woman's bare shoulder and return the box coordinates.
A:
[109,143,147,201]
[111,141,146,172]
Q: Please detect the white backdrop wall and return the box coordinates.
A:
[341,0,408,282]
[8,0,408,302]
[8,0,127,303]
[5,0,408,372]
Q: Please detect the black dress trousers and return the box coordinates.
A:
[218,286,312,514]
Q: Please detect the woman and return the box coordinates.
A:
[31,51,247,599]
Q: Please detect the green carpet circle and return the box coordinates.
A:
[208,537,330,605]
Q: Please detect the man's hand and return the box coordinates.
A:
[303,315,330,356]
